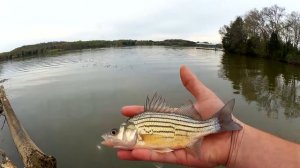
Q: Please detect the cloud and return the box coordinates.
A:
[0,0,299,52]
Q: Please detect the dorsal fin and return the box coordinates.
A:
[144,93,174,112]
[174,100,202,120]
[144,93,201,120]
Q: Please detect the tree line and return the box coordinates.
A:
[219,5,300,64]
[0,39,203,60]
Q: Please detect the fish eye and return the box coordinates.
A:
[110,128,118,135]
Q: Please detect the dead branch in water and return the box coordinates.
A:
[0,86,56,168]
[0,149,17,168]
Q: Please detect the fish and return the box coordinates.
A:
[101,93,242,155]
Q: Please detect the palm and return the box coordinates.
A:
[118,65,231,167]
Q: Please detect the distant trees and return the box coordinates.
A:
[0,39,198,60]
[220,5,300,64]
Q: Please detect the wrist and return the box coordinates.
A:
[226,121,245,168]
[202,131,233,166]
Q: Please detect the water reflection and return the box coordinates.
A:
[219,54,300,118]
[0,47,299,167]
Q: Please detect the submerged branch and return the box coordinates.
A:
[0,86,56,168]
[0,149,17,168]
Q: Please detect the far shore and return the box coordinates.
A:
[0,39,222,61]
[1,38,300,66]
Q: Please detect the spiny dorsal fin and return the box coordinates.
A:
[174,100,202,120]
[144,93,174,112]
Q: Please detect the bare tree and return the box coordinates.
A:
[261,5,286,36]
[219,25,228,38]
[244,9,264,38]
[281,18,292,43]
[286,11,300,48]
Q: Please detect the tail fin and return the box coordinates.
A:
[213,99,242,132]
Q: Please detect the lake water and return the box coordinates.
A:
[0,46,299,167]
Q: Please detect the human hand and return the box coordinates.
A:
[118,65,235,167]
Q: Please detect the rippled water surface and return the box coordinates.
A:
[0,46,299,167]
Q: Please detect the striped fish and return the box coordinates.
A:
[101,93,242,155]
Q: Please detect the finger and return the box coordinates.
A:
[131,149,177,163]
[121,105,144,117]
[117,150,137,160]
[180,65,216,101]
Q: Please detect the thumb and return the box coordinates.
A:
[180,65,224,118]
[180,65,215,101]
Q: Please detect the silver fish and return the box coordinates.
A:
[101,94,242,155]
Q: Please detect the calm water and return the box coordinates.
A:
[0,46,299,167]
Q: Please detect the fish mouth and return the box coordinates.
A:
[101,134,108,141]
[101,134,113,147]
[101,140,110,146]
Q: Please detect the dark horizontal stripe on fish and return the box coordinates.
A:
[134,112,217,124]
[137,124,202,133]
[144,135,186,139]
[129,115,215,125]
[137,112,193,119]
[141,130,189,137]
[151,130,191,137]
[131,112,200,122]
[135,120,217,130]
[136,123,220,132]
[153,130,175,134]
[131,116,200,125]
[139,125,216,134]
[132,115,217,125]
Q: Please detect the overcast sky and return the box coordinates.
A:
[0,0,299,52]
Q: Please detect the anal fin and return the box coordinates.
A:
[153,148,174,153]
[186,137,203,158]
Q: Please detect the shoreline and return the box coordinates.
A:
[1,39,299,66]
[0,39,222,61]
